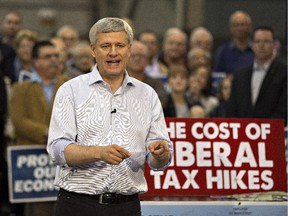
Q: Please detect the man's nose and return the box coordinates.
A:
[109,46,118,55]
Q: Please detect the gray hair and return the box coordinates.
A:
[190,27,213,45]
[89,17,133,45]
[163,27,187,44]
[70,40,90,57]
[56,25,79,38]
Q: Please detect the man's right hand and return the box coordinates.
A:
[100,144,131,165]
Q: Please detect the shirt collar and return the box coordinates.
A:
[30,70,57,85]
[229,40,253,51]
[253,57,274,71]
[30,70,42,83]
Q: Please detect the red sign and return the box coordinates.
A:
[144,118,287,195]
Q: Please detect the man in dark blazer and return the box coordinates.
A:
[227,26,287,124]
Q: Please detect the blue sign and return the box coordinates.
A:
[7,145,58,203]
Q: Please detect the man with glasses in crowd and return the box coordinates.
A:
[9,40,69,216]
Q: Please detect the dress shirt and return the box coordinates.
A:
[145,57,164,78]
[47,66,172,195]
[18,70,32,82]
[251,60,271,105]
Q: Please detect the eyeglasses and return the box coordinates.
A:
[38,53,60,59]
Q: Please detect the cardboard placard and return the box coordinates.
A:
[144,118,287,195]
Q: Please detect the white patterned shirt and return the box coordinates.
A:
[47,66,172,195]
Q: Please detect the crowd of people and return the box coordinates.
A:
[0,9,287,216]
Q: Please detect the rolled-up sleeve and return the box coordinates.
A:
[146,90,173,170]
[47,84,77,165]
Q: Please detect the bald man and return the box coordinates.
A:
[213,10,255,74]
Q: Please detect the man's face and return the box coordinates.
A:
[230,13,251,40]
[60,29,79,49]
[91,31,131,81]
[34,46,60,79]
[190,32,212,52]
[163,33,186,60]
[188,48,210,71]
[74,48,94,72]
[139,33,159,59]
[252,30,275,63]
[2,13,21,37]
[127,42,148,73]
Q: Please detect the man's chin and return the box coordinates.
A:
[108,65,125,72]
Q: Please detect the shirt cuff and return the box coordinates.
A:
[53,139,74,165]
[147,151,172,171]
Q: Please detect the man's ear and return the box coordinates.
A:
[90,44,96,58]
[127,44,132,58]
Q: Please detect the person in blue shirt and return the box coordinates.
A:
[213,10,255,74]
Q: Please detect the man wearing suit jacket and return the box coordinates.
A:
[9,40,69,216]
[227,26,287,124]
[10,41,69,146]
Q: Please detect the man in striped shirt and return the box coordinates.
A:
[47,17,173,216]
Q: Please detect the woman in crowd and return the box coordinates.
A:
[186,65,219,116]
[164,64,191,118]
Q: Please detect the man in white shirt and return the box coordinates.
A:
[47,17,172,216]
